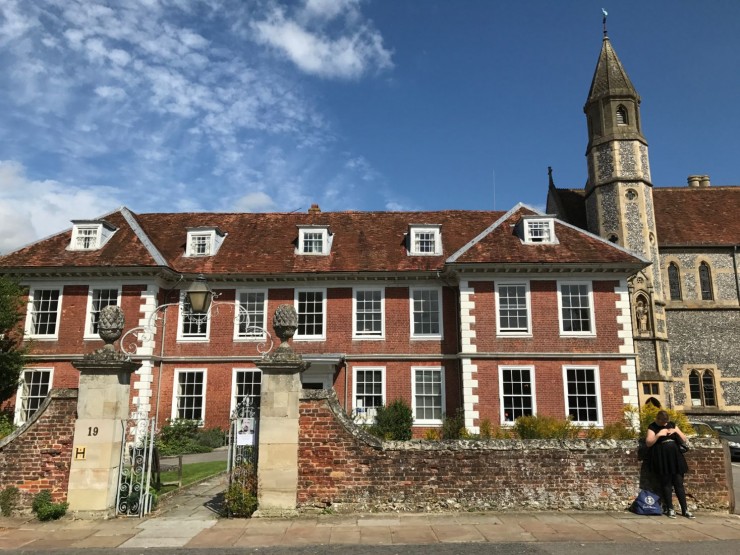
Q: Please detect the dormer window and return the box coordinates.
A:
[521,217,557,244]
[185,227,225,257]
[408,225,441,256]
[69,220,117,251]
[297,226,331,255]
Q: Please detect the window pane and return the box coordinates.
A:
[297,291,324,336]
[20,370,52,422]
[565,367,598,423]
[561,284,591,332]
[414,368,442,421]
[181,297,209,338]
[414,232,436,253]
[355,290,383,336]
[502,367,533,421]
[32,290,60,335]
[688,370,702,406]
[412,289,440,335]
[237,292,266,337]
[234,370,261,409]
[699,263,713,301]
[498,284,528,332]
[176,371,204,421]
[354,369,384,422]
[668,264,682,301]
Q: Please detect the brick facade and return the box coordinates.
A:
[0,389,77,506]
[298,390,733,512]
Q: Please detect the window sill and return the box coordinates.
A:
[176,337,210,342]
[496,332,533,338]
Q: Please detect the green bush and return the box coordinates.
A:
[626,405,694,437]
[156,420,215,456]
[225,464,258,517]
[196,427,227,449]
[441,409,466,440]
[0,411,15,440]
[367,399,413,440]
[514,414,579,439]
[31,490,68,521]
[0,486,20,516]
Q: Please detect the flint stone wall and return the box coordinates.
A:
[0,389,77,507]
[298,390,733,513]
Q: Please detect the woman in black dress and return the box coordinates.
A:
[645,410,694,519]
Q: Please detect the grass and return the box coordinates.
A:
[157,460,227,495]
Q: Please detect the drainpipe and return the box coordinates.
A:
[734,246,740,307]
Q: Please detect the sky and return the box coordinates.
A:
[1,0,738,254]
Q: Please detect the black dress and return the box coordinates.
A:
[648,421,688,476]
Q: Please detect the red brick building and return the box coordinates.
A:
[1,203,646,435]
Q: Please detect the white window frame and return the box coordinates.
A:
[83,285,122,340]
[410,287,443,339]
[495,281,531,336]
[408,225,442,256]
[24,287,63,340]
[498,365,536,425]
[230,368,262,414]
[352,366,386,424]
[411,366,445,426]
[172,368,207,424]
[297,227,331,255]
[233,289,268,341]
[185,227,225,257]
[352,287,385,340]
[562,365,603,426]
[14,367,54,425]
[522,217,557,244]
[295,288,327,340]
[557,281,596,336]
[71,225,101,250]
[177,292,210,341]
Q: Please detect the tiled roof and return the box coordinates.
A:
[0,206,647,276]
[548,186,740,247]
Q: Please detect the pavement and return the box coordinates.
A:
[2,473,740,551]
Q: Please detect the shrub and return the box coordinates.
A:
[479,418,493,440]
[156,420,214,456]
[628,405,694,437]
[367,399,413,440]
[225,464,258,518]
[423,428,441,440]
[441,409,466,440]
[196,427,227,449]
[0,486,20,516]
[0,411,15,440]
[31,490,68,521]
[513,414,578,439]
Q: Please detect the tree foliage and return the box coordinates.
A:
[0,276,26,404]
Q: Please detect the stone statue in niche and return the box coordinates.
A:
[635,298,649,334]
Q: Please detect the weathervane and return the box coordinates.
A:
[602,8,608,37]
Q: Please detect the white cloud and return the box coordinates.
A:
[232,191,277,212]
[0,161,122,254]
[252,2,392,79]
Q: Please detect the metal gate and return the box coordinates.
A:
[227,397,260,512]
[116,416,156,517]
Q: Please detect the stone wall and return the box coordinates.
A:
[298,390,734,513]
[0,389,77,506]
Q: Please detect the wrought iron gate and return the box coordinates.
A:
[116,416,156,517]
[227,397,260,512]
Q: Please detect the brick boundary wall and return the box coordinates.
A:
[0,389,77,507]
[298,390,734,513]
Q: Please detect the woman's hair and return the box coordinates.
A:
[656,410,669,423]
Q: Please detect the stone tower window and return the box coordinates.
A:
[699,262,714,301]
[608,234,618,243]
[668,263,682,301]
[616,105,628,126]
[625,189,637,200]
[689,369,716,407]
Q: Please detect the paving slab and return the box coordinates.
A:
[475,523,537,542]
[431,524,486,543]
[69,534,135,548]
[389,524,439,544]
[359,526,393,545]
[185,526,245,547]
[329,527,362,544]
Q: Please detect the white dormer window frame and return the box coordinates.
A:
[521,217,557,245]
[297,226,331,255]
[69,221,116,251]
[185,227,225,257]
[408,225,442,256]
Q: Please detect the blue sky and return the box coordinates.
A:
[1,0,738,253]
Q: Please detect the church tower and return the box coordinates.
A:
[583,33,672,405]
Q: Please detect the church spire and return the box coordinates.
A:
[585,36,640,107]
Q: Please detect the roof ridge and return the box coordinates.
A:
[119,207,169,267]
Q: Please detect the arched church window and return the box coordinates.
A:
[668,263,682,301]
[699,262,713,301]
[689,369,716,407]
[645,397,661,408]
[616,105,628,125]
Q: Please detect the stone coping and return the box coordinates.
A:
[0,388,77,449]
